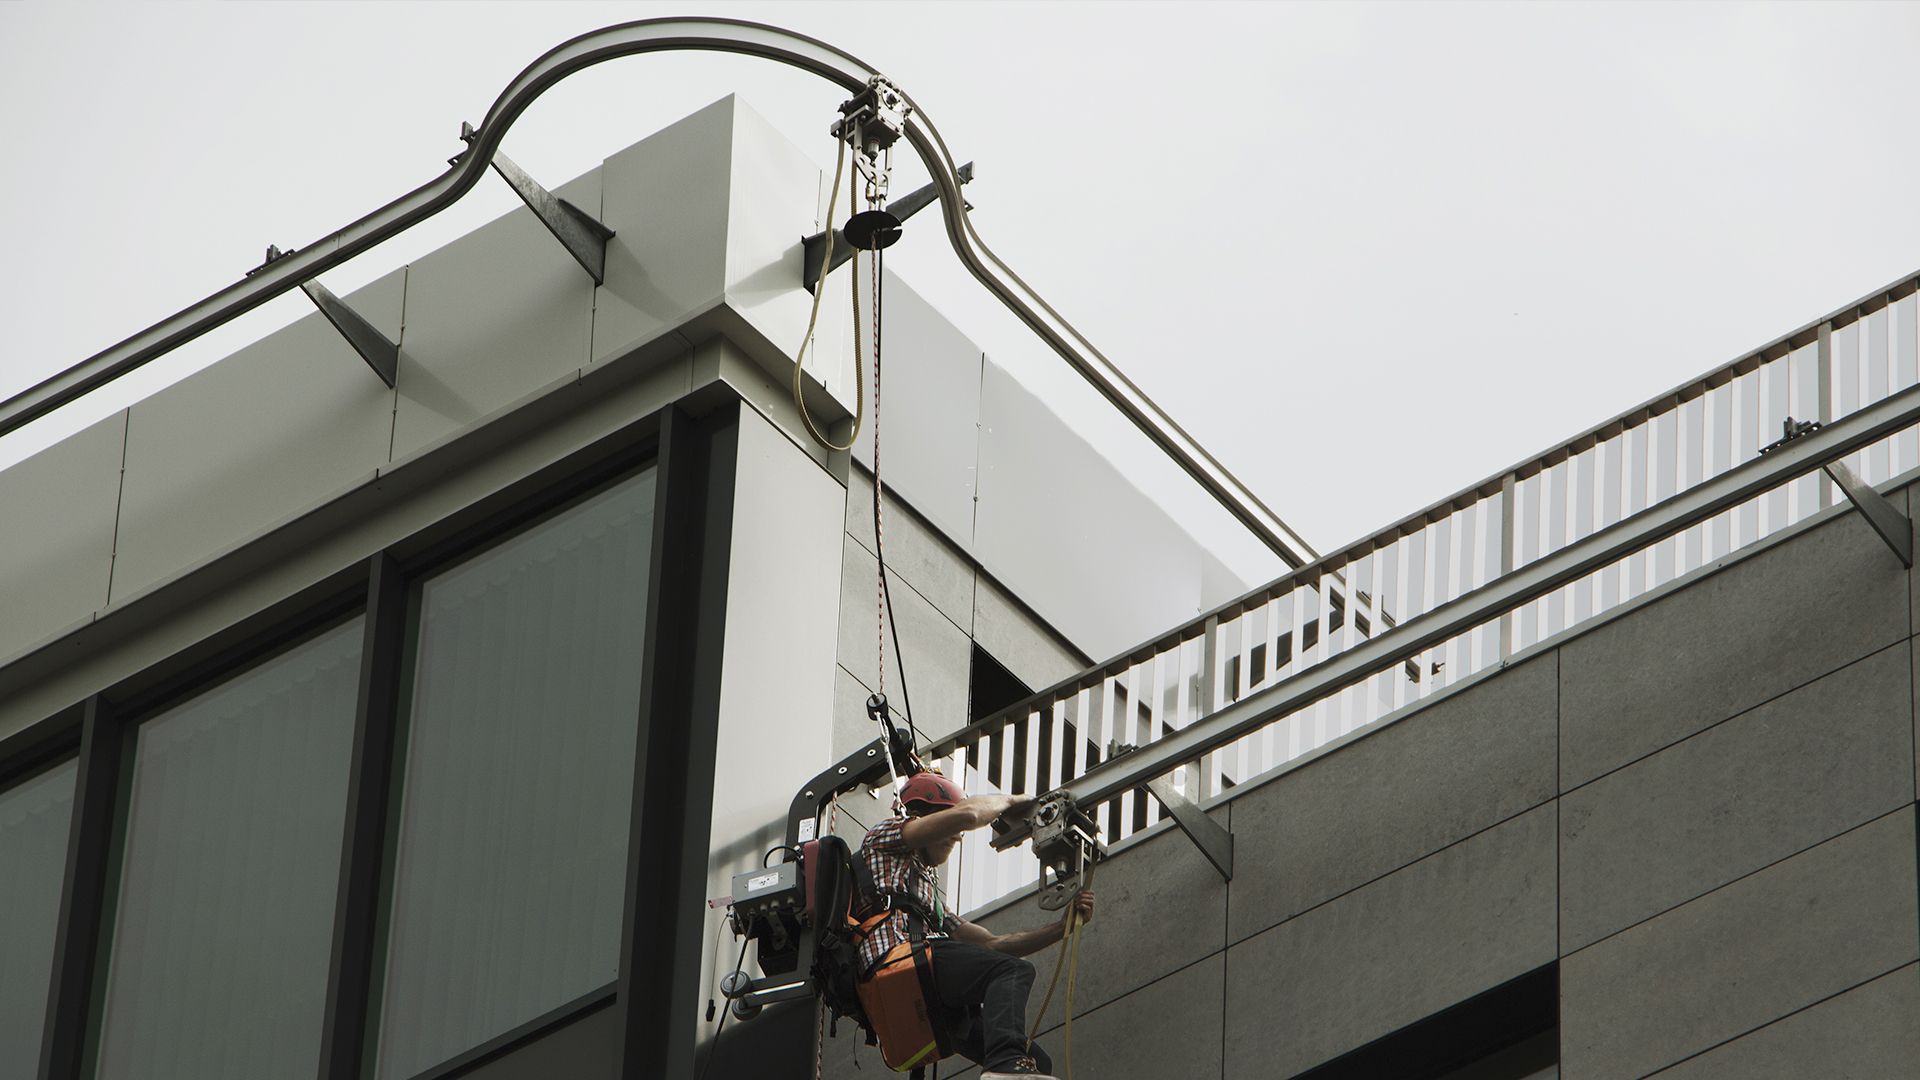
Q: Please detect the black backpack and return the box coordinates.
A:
[807,834,881,1042]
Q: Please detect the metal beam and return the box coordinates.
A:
[803,162,972,292]
[993,381,1920,846]
[1144,772,1232,881]
[1823,459,1913,567]
[0,18,1316,569]
[473,131,615,285]
[298,279,400,388]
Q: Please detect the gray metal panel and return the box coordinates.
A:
[846,271,984,554]
[973,809,1229,1027]
[1026,953,1224,1080]
[1560,642,1915,952]
[0,411,122,662]
[721,101,840,397]
[1646,963,1920,1080]
[975,359,1203,660]
[970,574,1087,692]
[1559,492,1909,789]
[391,171,598,459]
[701,406,845,1026]
[835,535,971,737]
[1223,804,1557,1079]
[1226,653,1559,944]
[591,98,732,367]
[1560,808,1920,1079]
[113,271,402,603]
[845,468,975,635]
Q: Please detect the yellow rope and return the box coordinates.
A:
[1024,859,1097,1078]
[791,134,861,452]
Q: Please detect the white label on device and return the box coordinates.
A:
[747,872,781,893]
[797,819,817,842]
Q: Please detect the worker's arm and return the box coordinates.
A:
[899,794,1032,850]
[947,892,1096,958]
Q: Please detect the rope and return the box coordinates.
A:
[813,796,843,1080]
[792,134,862,452]
[1024,858,1097,1077]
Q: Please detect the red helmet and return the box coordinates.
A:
[899,771,966,816]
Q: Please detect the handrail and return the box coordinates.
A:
[0,17,1316,569]
[994,379,1920,842]
[923,263,1920,759]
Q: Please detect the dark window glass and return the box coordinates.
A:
[375,468,654,1078]
[0,758,77,1066]
[95,617,363,1079]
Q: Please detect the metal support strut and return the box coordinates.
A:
[462,123,616,285]
[1762,417,1913,568]
[253,246,400,388]
[801,162,973,293]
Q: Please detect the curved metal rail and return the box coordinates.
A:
[0,16,1316,568]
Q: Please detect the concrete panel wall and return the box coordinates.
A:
[826,477,1920,1080]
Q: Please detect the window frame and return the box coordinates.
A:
[7,397,744,1080]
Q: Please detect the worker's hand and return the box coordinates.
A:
[1062,890,1095,928]
[997,794,1038,821]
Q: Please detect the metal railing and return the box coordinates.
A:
[927,269,1920,915]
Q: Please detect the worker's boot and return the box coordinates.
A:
[981,1058,1059,1080]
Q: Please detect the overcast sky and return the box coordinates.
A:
[5,1,1920,579]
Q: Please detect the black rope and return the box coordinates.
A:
[869,240,921,749]
[697,935,752,1080]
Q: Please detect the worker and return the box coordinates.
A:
[859,771,1096,1080]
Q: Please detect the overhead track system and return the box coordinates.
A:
[0,17,1314,569]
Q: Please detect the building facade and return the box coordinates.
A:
[5,92,1920,1080]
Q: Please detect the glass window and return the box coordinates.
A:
[375,468,655,1078]
[0,758,77,1066]
[95,617,363,1080]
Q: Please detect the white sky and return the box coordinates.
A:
[4,1,1920,581]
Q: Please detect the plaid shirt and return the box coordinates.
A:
[857,816,950,973]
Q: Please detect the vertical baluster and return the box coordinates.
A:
[1814,324,1835,512]
[1597,438,1622,614]
[1774,345,1804,522]
[1630,422,1654,599]
[1288,582,1315,747]
[1652,409,1678,586]
[1429,519,1455,688]
[1375,544,1403,715]
[1497,474,1516,658]
[1546,460,1568,637]
[1733,372,1755,545]
[1897,294,1920,474]
[1709,382,1733,560]
[1571,448,1595,626]
[1868,308,1892,481]
[1680,396,1705,573]
[1516,474,1538,648]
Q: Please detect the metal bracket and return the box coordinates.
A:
[802,162,972,293]
[257,247,399,388]
[463,124,616,285]
[1144,773,1233,882]
[1760,416,1911,567]
[1823,459,1913,567]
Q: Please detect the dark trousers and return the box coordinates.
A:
[927,939,1054,1073]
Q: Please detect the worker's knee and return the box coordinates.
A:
[996,954,1036,987]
